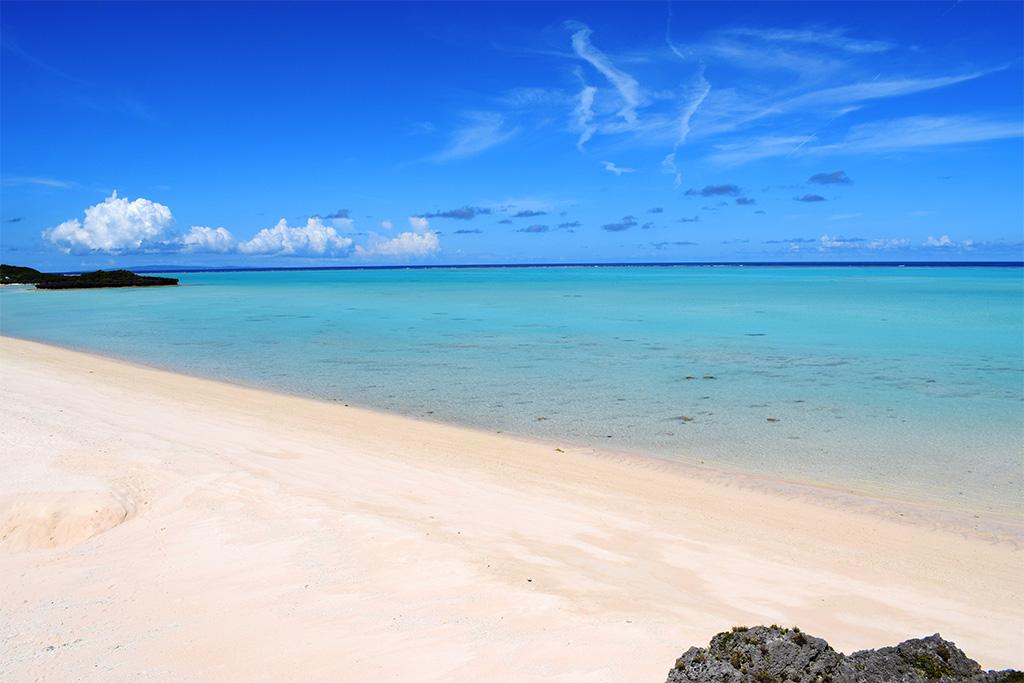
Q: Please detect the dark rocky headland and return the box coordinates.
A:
[1,264,178,289]
[667,626,1022,682]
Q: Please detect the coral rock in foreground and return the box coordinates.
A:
[666,626,1022,682]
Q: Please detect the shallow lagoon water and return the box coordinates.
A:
[2,266,1021,513]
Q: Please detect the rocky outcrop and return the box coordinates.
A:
[2,264,178,289]
[34,269,178,289]
[666,626,1022,682]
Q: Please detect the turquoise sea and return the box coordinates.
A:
[2,266,1021,514]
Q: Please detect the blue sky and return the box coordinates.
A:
[1,1,1022,269]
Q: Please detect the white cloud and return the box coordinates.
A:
[380,220,393,230]
[408,216,430,231]
[238,217,354,256]
[183,226,237,253]
[924,235,956,247]
[664,69,711,186]
[433,112,518,161]
[819,234,910,250]
[783,71,998,112]
[355,217,440,258]
[816,115,1023,153]
[602,160,636,175]
[3,176,75,188]
[674,69,711,147]
[573,84,598,150]
[708,114,1021,166]
[568,23,641,124]
[328,216,354,231]
[689,67,1002,140]
[708,135,814,165]
[722,27,894,54]
[43,191,174,254]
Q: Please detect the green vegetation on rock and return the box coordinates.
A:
[1,264,178,289]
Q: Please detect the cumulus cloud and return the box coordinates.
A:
[602,215,638,232]
[603,160,636,175]
[558,221,581,229]
[422,206,492,220]
[653,240,699,248]
[649,207,664,214]
[453,228,483,234]
[239,217,354,256]
[677,216,700,223]
[356,231,440,257]
[686,184,740,197]
[796,194,827,202]
[809,171,852,185]
[354,216,440,258]
[380,220,393,230]
[183,226,237,253]
[516,224,550,233]
[923,235,959,247]
[819,234,910,250]
[512,209,547,218]
[735,197,756,205]
[498,218,513,224]
[325,208,350,219]
[43,191,174,254]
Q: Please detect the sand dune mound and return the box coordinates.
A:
[0,490,138,552]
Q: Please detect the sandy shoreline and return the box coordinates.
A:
[1,336,1021,679]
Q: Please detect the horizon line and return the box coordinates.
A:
[55,260,1024,275]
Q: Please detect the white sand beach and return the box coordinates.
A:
[1,335,1021,681]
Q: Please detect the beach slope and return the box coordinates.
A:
[0,336,1020,681]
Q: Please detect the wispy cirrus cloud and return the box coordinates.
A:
[573,83,599,150]
[720,27,895,55]
[814,115,1023,153]
[707,135,815,165]
[662,67,711,187]
[602,160,636,175]
[567,22,642,124]
[689,59,1005,142]
[3,175,75,188]
[432,112,519,162]
[709,114,1021,165]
